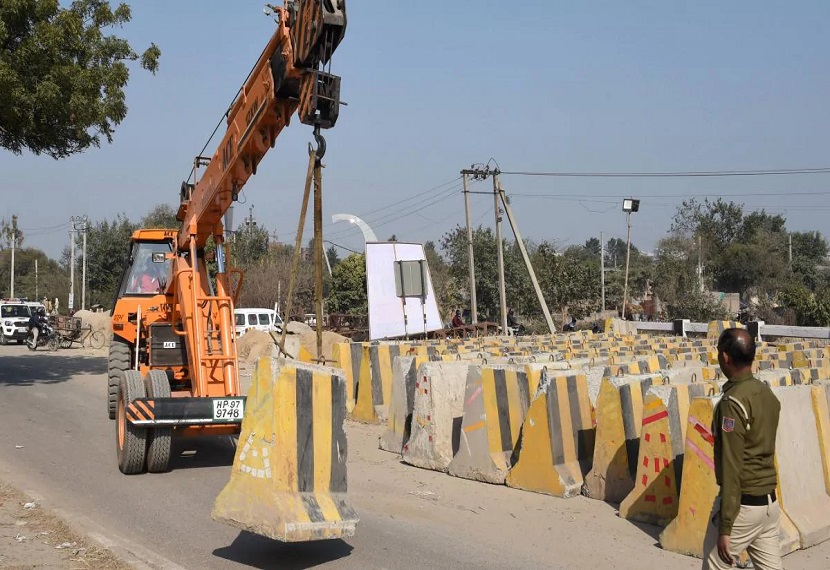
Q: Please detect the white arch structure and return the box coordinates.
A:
[331,213,378,243]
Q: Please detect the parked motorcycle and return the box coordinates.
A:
[26,323,60,351]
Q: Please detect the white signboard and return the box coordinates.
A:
[365,242,443,340]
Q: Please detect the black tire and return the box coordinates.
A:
[144,370,172,473]
[16,339,23,345]
[116,370,147,475]
[60,337,73,349]
[108,338,132,420]
[47,335,60,352]
[0,330,7,345]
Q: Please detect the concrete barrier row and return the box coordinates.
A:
[660,382,830,558]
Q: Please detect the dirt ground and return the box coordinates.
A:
[0,481,129,570]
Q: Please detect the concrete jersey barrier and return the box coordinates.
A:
[402,362,469,472]
[505,372,595,498]
[213,357,358,541]
[448,364,539,484]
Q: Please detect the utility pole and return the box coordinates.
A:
[496,176,555,333]
[621,198,640,320]
[788,234,793,270]
[492,173,508,333]
[69,224,75,312]
[81,217,88,310]
[10,234,15,298]
[622,212,631,319]
[600,231,606,312]
[697,235,703,292]
[35,259,38,300]
[461,173,478,324]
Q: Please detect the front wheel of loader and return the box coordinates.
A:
[144,370,172,473]
[108,338,132,420]
[116,370,147,475]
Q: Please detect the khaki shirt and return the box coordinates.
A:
[713,371,780,534]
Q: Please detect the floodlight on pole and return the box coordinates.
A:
[621,198,639,320]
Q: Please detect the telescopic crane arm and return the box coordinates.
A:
[171,0,346,400]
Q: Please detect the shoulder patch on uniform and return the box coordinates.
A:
[722,417,735,432]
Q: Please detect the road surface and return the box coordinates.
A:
[1,346,829,569]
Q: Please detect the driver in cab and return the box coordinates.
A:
[130,256,166,294]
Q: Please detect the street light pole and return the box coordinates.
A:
[622,212,632,319]
[620,198,639,320]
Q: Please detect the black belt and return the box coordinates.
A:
[741,491,776,506]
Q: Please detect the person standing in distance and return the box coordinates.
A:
[703,328,781,570]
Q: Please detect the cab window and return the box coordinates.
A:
[124,242,172,295]
[258,314,270,326]
[235,314,245,326]
[247,314,257,325]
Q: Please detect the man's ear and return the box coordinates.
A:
[720,351,731,366]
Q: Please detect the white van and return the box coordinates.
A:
[234,308,283,337]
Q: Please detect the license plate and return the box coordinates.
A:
[213,398,244,421]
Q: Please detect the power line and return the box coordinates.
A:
[508,190,830,199]
[499,167,830,178]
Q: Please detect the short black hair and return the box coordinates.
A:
[717,328,755,367]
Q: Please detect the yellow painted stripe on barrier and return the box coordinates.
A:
[675,384,691,443]
[313,369,333,493]
[278,362,299,491]
[811,383,830,494]
[481,369,503,461]
[659,397,718,558]
[619,393,679,527]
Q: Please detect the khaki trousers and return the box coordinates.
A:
[702,497,782,570]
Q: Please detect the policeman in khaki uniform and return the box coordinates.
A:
[703,328,782,569]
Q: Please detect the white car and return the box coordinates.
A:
[0,300,32,345]
[234,308,283,337]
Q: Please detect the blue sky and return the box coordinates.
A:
[3,0,830,259]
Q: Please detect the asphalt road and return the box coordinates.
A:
[1,346,829,570]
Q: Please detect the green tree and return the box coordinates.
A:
[230,221,269,267]
[441,225,504,321]
[327,253,367,315]
[790,231,829,290]
[0,247,68,304]
[81,213,135,307]
[0,0,160,158]
[140,203,179,229]
[0,215,24,249]
[326,245,340,270]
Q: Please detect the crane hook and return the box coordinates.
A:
[308,125,326,162]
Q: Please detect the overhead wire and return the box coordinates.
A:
[499,167,830,178]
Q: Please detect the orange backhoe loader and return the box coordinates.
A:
[106,1,355,540]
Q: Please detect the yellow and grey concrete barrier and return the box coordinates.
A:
[213,357,358,542]
[506,372,595,498]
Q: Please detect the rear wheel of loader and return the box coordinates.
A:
[108,338,132,420]
[144,370,172,473]
[116,370,147,475]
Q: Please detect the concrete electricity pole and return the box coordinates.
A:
[492,174,508,333]
[10,234,15,298]
[69,225,75,312]
[81,217,88,311]
[495,176,555,333]
[600,232,606,312]
[461,173,478,324]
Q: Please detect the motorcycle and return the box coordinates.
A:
[26,322,60,351]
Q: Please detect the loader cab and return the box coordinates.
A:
[116,238,174,299]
